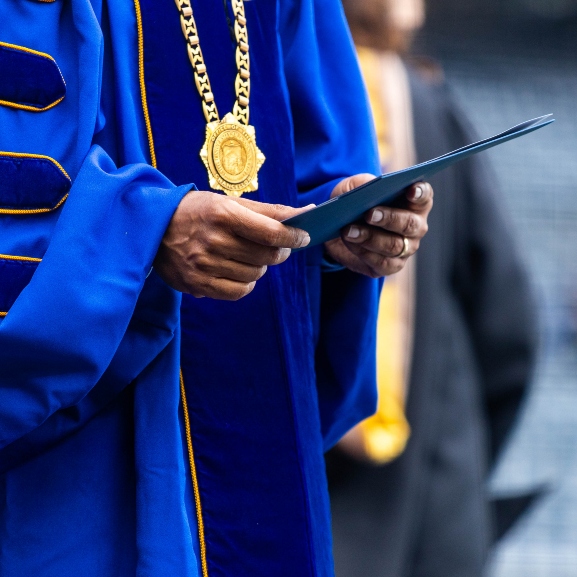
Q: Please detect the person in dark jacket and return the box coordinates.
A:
[328,1,539,575]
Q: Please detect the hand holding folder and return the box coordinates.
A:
[284,114,554,248]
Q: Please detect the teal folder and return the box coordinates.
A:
[284,114,554,248]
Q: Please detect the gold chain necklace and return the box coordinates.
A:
[174,0,265,196]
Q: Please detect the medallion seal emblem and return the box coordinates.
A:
[200,113,265,196]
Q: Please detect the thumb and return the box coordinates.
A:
[234,198,316,222]
[330,173,377,199]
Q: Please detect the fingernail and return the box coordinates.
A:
[346,225,360,239]
[299,234,311,248]
[371,209,384,223]
[414,186,423,200]
[279,248,291,260]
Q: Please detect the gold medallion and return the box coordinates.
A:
[175,0,265,197]
[200,113,265,196]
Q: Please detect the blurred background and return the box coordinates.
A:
[330,1,577,576]
[419,2,577,576]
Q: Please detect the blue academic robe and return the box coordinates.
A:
[0,1,379,575]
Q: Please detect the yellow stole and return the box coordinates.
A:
[347,47,417,464]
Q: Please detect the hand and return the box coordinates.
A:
[154,191,311,300]
[324,174,433,278]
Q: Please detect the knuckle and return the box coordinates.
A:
[377,254,391,273]
[207,228,225,246]
[272,204,286,219]
[368,256,387,278]
[357,226,373,245]
[195,253,213,272]
[402,214,419,236]
[263,227,282,247]
[387,235,403,255]
[290,228,301,247]
[212,200,230,224]
[371,253,402,277]
[382,209,399,228]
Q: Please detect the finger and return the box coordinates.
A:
[324,237,375,278]
[196,258,267,284]
[190,277,258,301]
[403,181,434,210]
[342,227,417,259]
[218,241,292,267]
[234,198,316,222]
[225,202,310,249]
[330,173,378,198]
[360,205,428,239]
[342,244,406,278]
[193,227,293,267]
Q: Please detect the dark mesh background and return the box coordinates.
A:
[416,8,577,575]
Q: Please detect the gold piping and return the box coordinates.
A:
[0,151,70,179]
[0,312,7,318]
[180,371,209,577]
[0,41,58,63]
[0,254,42,263]
[0,152,70,214]
[0,96,65,113]
[133,0,157,168]
[0,41,66,111]
[0,194,69,216]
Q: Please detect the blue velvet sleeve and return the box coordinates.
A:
[0,0,189,458]
[0,147,189,454]
[279,0,381,450]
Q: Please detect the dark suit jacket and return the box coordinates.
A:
[327,69,538,577]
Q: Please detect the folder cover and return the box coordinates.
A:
[284,114,554,248]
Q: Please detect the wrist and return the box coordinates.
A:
[321,248,346,273]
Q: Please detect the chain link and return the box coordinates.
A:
[174,0,251,125]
